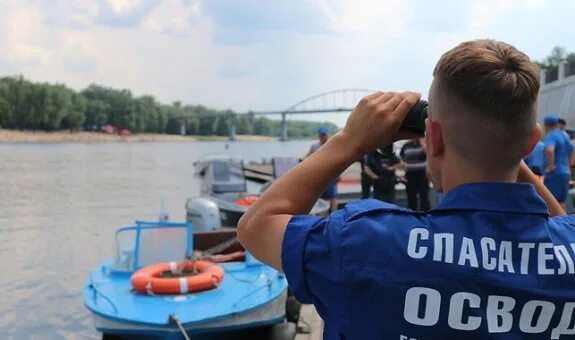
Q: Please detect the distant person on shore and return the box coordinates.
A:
[543,114,573,211]
[524,125,545,176]
[365,145,402,203]
[400,138,431,211]
[304,127,338,212]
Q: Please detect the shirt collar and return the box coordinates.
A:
[431,182,549,215]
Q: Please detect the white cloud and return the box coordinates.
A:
[143,0,201,36]
[0,2,48,64]
[323,0,412,37]
[107,0,146,14]
[0,0,573,128]
[469,0,545,29]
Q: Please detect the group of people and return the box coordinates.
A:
[361,139,431,210]
[307,127,432,212]
[525,114,574,211]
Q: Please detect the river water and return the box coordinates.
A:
[0,140,313,340]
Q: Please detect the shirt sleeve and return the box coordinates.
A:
[545,133,557,149]
[282,213,345,306]
[524,151,533,165]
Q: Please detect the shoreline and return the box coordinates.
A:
[0,130,277,143]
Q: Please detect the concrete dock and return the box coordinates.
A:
[295,305,324,340]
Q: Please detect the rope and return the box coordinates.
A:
[169,314,191,340]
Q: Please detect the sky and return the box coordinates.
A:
[0,0,574,126]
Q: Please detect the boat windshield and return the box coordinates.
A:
[203,158,247,194]
[113,221,193,272]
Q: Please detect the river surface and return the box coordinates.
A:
[0,140,313,340]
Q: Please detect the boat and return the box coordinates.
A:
[83,220,296,339]
[190,157,329,227]
[193,153,241,176]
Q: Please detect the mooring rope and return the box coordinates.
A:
[169,314,191,340]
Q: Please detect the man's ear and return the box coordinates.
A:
[426,118,444,156]
[523,124,541,157]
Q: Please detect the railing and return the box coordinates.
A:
[546,66,559,83]
[567,61,575,77]
[543,61,575,85]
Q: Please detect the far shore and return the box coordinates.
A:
[0,129,278,143]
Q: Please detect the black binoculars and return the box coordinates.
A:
[399,100,428,136]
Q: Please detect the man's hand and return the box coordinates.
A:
[237,90,420,271]
[518,161,564,216]
[339,92,421,156]
[545,164,556,173]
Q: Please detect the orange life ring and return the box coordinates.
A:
[131,261,224,295]
[235,195,258,207]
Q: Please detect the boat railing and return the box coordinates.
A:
[88,274,118,315]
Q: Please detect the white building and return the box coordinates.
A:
[538,61,575,126]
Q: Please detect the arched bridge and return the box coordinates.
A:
[247,88,374,141]
[175,89,375,140]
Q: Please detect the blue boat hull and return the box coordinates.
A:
[84,260,289,337]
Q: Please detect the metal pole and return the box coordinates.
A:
[229,121,236,141]
[280,113,288,142]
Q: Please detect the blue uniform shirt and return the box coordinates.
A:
[543,129,573,175]
[524,141,545,174]
[282,183,575,339]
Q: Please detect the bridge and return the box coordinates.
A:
[247,88,374,141]
[176,89,374,140]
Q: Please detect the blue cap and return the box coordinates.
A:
[317,126,328,135]
[544,114,559,125]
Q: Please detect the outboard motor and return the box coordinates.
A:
[186,197,221,232]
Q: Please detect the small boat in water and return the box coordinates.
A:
[190,157,329,227]
[193,154,241,176]
[83,220,295,339]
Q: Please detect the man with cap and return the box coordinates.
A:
[543,114,573,211]
[304,126,338,212]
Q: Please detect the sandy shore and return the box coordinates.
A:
[0,130,276,143]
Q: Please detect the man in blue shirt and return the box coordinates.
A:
[305,126,338,212]
[524,139,545,175]
[238,40,571,339]
[524,126,545,175]
[543,114,573,211]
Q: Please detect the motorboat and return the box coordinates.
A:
[193,154,241,176]
[83,220,296,339]
[189,158,329,227]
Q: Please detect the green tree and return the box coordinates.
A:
[0,97,9,128]
[60,93,86,131]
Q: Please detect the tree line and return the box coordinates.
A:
[0,76,338,137]
[536,46,575,83]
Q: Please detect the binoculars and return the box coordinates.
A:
[400,100,428,136]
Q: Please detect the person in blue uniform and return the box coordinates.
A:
[305,126,338,212]
[238,40,569,339]
[543,114,573,211]
[524,126,545,175]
